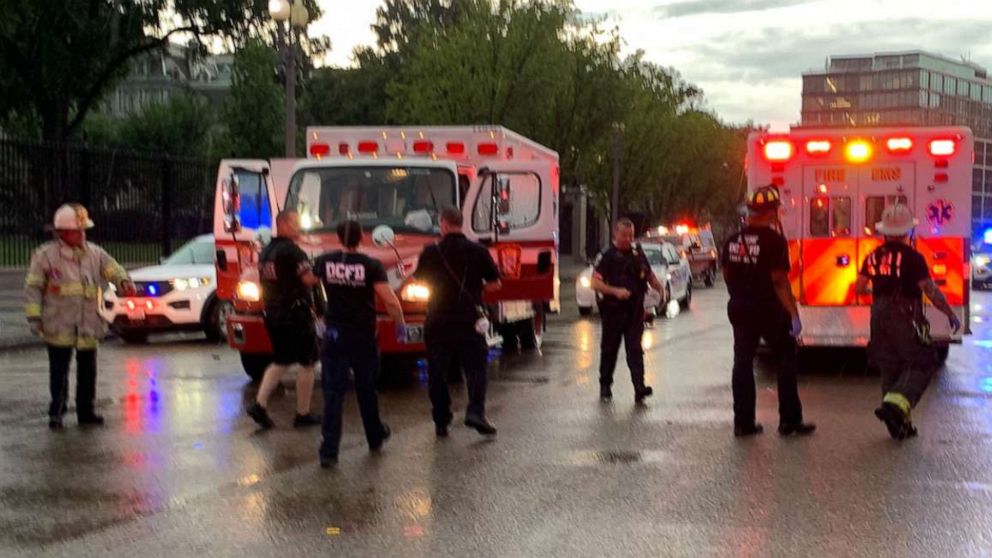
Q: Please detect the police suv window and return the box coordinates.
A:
[472,172,541,232]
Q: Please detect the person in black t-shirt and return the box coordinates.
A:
[722,185,815,438]
[413,207,502,437]
[313,220,406,467]
[855,203,961,440]
[590,218,664,403]
[247,210,321,430]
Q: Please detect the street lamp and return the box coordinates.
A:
[269,0,309,158]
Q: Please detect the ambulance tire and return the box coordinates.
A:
[518,309,544,351]
[497,322,520,352]
[578,306,593,317]
[379,354,421,388]
[936,346,950,364]
[240,352,271,384]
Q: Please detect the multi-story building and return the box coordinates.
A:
[801,51,992,240]
[102,43,233,118]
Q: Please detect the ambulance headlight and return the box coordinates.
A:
[579,276,591,288]
[977,255,991,268]
[236,280,262,302]
[400,282,431,302]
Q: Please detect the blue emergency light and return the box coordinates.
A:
[984,228,992,245]
[147,284,158,296]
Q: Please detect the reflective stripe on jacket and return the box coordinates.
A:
[24,240,129,349]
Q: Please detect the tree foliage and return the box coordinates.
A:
[217,40,285,159]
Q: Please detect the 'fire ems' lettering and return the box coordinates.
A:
[814,168,845,182]
[871,167,902,181]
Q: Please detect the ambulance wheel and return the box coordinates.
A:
[679,283,692,310]
[578,306,593,317]
[936,346,950,364]
[497,322,520,352]
[119,331,148,344]
[519,311,544,351]
[240,353,271,384]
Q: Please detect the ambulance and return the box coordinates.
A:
[213,126,560,381]
[746,126,972,360]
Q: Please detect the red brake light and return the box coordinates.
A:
[763,140,793,162]
[929,139,956,157]
[805,140,831,155]
[412,140,434,154]
[446,142,465,155]
[338,143,350,156]
[309,143,330,158]
[886,137,913,153]
[357,141,379,154]
[478,142,499,156]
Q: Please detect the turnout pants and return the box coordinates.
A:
[598,304,647,391]
[319,329,387,460]
[869,296,937,413]
[727,299,803,428]
[47,345,97,419]
[425,322,489,425]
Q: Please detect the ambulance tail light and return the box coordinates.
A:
[446,142,466,155]
[886,137,913,154]
[309,143,331,158]
[932,263,948,277]
[762,140,793,162]
[929,139,956,157]
[805,140,831,155]
[845,140,873,164]
[357,141,379,154]
[412,140,434,154]
[478,142,499,156]
[338,143,350,156]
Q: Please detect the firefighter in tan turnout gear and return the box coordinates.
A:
[24,204,135,429]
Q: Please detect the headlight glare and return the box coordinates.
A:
[401,282,431,302]
[236,280,262,302]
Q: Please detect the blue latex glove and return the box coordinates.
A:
[395,323,407,342]
[948,314,962,334]
[790,314,803,338]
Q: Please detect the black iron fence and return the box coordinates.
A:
[0,139,214,268]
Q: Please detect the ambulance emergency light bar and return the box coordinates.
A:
[760,133,960,164]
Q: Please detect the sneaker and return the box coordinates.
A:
[435,423,449,437]
[293,413,321,428]
[370,423,391,452]
[77,414,105,427]
[465,414,497,436]
[874,403,907,440]
[778,422,817,436]
[48,417,63,430]
[634,386,654,404]
[734,423,764,437]
[600,386,613,400]
[247,403,275,429]
[319,456,338,468]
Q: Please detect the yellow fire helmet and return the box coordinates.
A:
[746,184,782,212]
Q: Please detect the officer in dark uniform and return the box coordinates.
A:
[591,218,664,403]
[855,203,961,440]
[722,185,815,437]
[314,220,406,467]
[413,207,502,437]
[247,210,321,429]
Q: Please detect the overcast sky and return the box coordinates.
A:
[310,1,992,129]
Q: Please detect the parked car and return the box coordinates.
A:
[101,234,228,343]
[974,247,992,290]
[657,228,719,287]
[576,241,692,317]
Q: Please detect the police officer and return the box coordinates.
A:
[722,185,815,437]
[413,207,502,437]
[25,204,135,429]
[247,210,321,429]
[855,203,961,439]
[313,220,406,467]
[591,218,664,403]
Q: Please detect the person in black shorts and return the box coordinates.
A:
[314,220,406,467]
[413,207,502,437]
[247,210,321,429]
[722,185,815,438]
[855,203,961,439]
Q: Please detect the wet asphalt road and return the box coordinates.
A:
[2,286,992,557]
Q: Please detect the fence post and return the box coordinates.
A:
[79,145,91,208]
[161,158,172,257]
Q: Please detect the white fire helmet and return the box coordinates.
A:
[53,204,95,231]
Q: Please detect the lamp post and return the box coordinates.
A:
[269,0,309,158]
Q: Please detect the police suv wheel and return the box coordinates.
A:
[240,353,271,384]
[679,284,692,310]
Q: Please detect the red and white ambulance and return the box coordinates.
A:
[746,126,972,359]
[213,126,560,381]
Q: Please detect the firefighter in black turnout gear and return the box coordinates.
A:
[591,218,665,403]
[722,185,815,438]
[855,203,961,440]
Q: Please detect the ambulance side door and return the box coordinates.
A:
[214,159,277,301]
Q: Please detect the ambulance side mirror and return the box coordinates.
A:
[371,225,396,248]
[222,172,241,233]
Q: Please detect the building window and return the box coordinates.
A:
[944,76,956,95]
[931,72,943,92]
[972,84,983,102]
[958,80,970,97]
[974,168,984,191]
[985,170,992,191]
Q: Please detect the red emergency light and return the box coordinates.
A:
[805,140,831,155]
[309,143,331,158]
[338,143,350,156]
[886,137,913,153]
[412,140,434,154]
[478,142,499,156]
[446,142,466,155]
[357,141,379,154]
[929,139,956,157]
[762,140,794,162]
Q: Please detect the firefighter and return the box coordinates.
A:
[591,218,664,403]
[413,207,502,437]
[855,203,961,439]
[246,210,321,429]
[24,204,135,429]
[722,185,815,437]
[313,220,405,467]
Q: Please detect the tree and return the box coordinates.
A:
[116,93,214,157]
[0,0,325,142]
[216,40,284,159]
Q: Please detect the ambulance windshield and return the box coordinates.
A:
[286,166,457,234]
